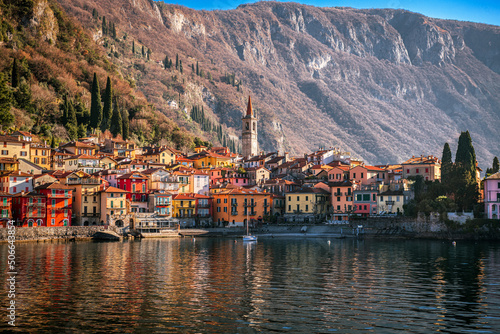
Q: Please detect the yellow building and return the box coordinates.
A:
[401,155,441,181]
[377,190,405,215]
[0,158,19,172]
[172,193,196,218]
[63,170,103,225]
[189,150,232,169]
[0,135,30,160]
[211,187,272,227]
[285,188,330,221]
[30,142,51,170]
[100,186,129,226]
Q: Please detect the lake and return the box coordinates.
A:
[1,238,500,333]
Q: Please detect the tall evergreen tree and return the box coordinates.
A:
[110,99,122,137]
[441,142,452,185]
[179,60,183,74]
[0,73,14,129]
[493,157,500,174]
[89,73,102,130]
[121,107,129,140]
[50,135,56,148]
[164,55,169,69]
[196,61,199,76]
[67,99,77,127]
[142,45,145,57]
[175,54,179,70]
[11,58,19,88]
[101,76,113,132]
[454,131,479,211]
[102,16,107,35]
[132,40,135,54]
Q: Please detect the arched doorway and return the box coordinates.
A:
[84,221,89,226]
[115,220,124,227]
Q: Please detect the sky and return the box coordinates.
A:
[160,0,500,26]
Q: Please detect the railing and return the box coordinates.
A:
[263,203,270,207]
[67,178,101,185]
[333,191,342,196]
[197,214,211,218]
[231,211,238,216]
[231,202,238,207]
[27,202,45,207]
[48,193,71,198]
[386,201,395,205]
[244,203,257,207]
[344,192,352,196]
[26,213,43,218]
[198,203,210,208]
[82,213,100,217]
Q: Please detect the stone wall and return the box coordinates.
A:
[0,226,124,242]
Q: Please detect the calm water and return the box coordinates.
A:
[1,238,500,333]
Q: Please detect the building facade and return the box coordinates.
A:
[241,96,258,158]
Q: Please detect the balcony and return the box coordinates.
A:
[333,192,342,196]
[82,213,100,217]
[244,203,257,207]
[344,192,352,196]
[48,193,71,198]
[263,203,270,207]
[197,214,211,218]
[27,202,45,207]
[231,202,238,207]
[230,211,238,216]
[67,178,101,185]
[386,201,395,206]
[198,203,210,208]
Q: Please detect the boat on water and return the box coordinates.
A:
[243,218,257,242]
[243,234,257,242]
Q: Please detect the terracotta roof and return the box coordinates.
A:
[117,172,148,180]
[402,155,441,165]
[65,154,100,160]
[1,170,32,177]
[34,182,73,190]
[173,194,196,200]
[61,141,97,148]
[0,135,30,143]
[102,186,129,193]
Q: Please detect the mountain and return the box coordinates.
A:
[56,0,500,166]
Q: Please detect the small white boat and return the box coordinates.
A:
[243,235,257,242]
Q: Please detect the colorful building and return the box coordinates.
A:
[0,192,12,227]
[34,182,73,226]
[64,171,103,226]
[353,185,379,217]
[117,172,149,213]
[284,187,330,222]
[0,170,33,194]
[329,180,357,221]
[484,172,500,219]
[100,186,129,226]
[402,155,441,181]
[211,187,271,227]
[12,192,45,227]
[350,165,387,185]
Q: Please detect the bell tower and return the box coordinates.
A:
[242,96,258,158]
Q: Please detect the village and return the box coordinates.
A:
[0,97,496,234]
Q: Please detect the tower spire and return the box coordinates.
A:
[246,96,253,116]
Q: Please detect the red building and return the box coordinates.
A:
[0,191,12,227]
[34,182,73,226]
[12,192,46,227]
[117,172,149,213]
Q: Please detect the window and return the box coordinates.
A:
[416,169,419,173]
[217,198,221,204]
[288,196,291,201]
[1,150,7,155]
[380,196,384,201]
[217,207,221,212]
[363,194,370,201]
[224,198,227,203]
[224,207,227,212]
[20,151,27,156]
[425,168,429,173]
[51,219,55,225]
[353,173,356,179]
[337,197,340,202]
[288,205,291,211]
[305,196,309,201]
[406,169,410,174]
[361,173,364,178]
[305,205,309,211]
[356,194,362,201]
[337,205,340,210]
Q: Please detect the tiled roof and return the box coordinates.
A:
[102,186,129,193]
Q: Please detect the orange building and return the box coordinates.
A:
[34,182,73,226]
[401,155,441,181]
[211,187,271,228]
[349,165,387,185]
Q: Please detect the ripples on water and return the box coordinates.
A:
[1,238,500,333]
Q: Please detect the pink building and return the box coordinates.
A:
[349,165,387,185]
[484,172,500,219]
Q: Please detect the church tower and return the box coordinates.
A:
[242,96,258,158]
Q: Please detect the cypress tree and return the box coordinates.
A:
[175,54,179,70]
[89,73,102,130]
[179,60,183,74]
[11,58,19,88]
[110,100,123,137]
[191,64,195,73]
[454,131,479,211]
[142,45,145,57]
[102,16,107,35]
[0,73,14,129]
[50,136,56,148]
[164,55,169,69]
[77,123,87,139]
[493,157,499,174]
[441,142,452,184]
[196,61,199,76]
[121,107,129,140]
[101,76,113,132]
[132,40,135,54]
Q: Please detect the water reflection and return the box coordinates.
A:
[1,239,500,333]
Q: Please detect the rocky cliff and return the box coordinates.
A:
[57,0,500,165]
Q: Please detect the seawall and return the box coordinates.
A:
[0,226,124,242]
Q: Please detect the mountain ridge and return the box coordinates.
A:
[57,0,500,165]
